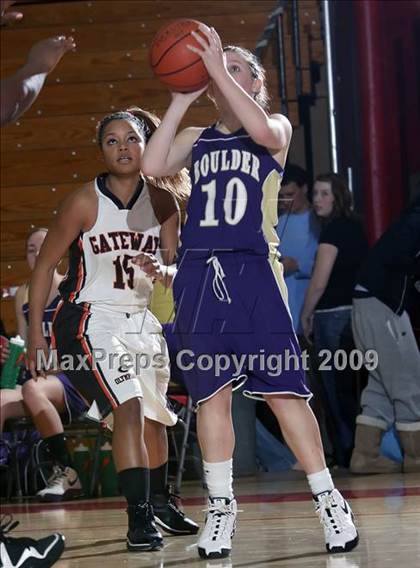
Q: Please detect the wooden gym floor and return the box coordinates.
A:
[2,471,419,567]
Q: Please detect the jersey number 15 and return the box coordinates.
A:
[113,254,134,290]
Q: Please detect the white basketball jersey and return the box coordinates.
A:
[60,175,174,313]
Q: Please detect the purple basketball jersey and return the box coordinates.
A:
[178,125,284,259]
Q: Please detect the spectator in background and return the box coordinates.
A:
[277,164,320,334]
[0,228,88,504]
[301,173,368,467]
[0,1,75,126]
[351,196,420,474]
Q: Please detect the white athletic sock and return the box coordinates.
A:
[307,468,334,497]
[203,459,234,500]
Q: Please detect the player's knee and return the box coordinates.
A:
[21,379,43,403]
[113,397,143,425]
[264,393,303,412]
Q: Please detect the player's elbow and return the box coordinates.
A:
[141,156,163,178]
[253,124,288,151]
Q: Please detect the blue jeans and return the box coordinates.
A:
[313,308,358,466]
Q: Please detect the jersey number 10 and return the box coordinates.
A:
[200,177,248,227]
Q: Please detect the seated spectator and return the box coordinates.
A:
[301,173,368,467]
[351,196,420,474]
[1,227,88,501]
[277,164,320,334]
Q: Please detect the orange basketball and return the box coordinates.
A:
[149,19,210,93]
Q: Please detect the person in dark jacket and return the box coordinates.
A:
[351,196,420,474]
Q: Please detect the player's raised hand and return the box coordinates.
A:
[26,35,76,74]
[1,1,23,26]
[171,85,208,106]
[187,24,225,80]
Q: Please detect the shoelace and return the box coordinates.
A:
[0,515,19,542]
[206,256,232,304]
[316,493,345,534]
[202,500,235,540]
[46,465,67,487]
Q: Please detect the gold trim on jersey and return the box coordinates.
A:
[260,168,290,309]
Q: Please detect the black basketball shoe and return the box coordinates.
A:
[152,488,199,535]
[0,515,65,567]
[126,502,163,551]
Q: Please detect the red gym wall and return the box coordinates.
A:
[355,0,420,243]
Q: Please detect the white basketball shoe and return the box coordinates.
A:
[197,497,237,559]
[315,489,359,553]
[37,466,82,502]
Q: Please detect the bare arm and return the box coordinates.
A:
[301,244,338,340]
[160,210,180,266]
[189,25,292,150]
[1,35,75,126]
[28,189,91,371]
[141,93,205,177]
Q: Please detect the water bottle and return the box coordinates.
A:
[73,440,91,495]
[99,442,119,497]
[0,335,25,389]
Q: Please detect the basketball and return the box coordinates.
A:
[149,19,210,93]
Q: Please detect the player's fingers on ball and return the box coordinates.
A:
[198,22,212,37]
[210,27,220,41]
[191,30,209,49]
[186,44,200,54]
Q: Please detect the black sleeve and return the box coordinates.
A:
[319,218,346,250]
[374,206,420,272]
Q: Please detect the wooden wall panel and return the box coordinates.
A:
[0,257,68,288]
[1,107,219,152]
[1,40,261,85]
[1,146,102,186]
[299,1,322,40]
[1,181,77,223]
[1,13,271,58]
[1,259,35,287]
[1,219,55,251]
[12,1,278,28]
